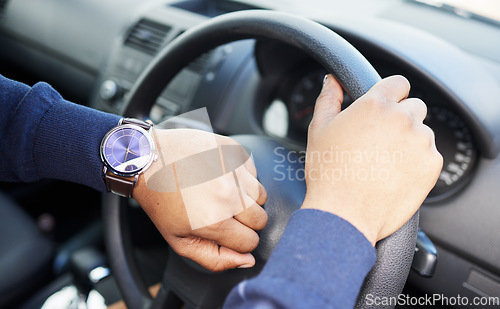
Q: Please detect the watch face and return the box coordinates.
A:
[101,125,154,175]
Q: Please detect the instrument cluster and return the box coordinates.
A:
[262,63,478,202]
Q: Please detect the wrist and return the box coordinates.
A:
[301,197,378,246]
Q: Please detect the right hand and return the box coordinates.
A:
[301,75,443,246]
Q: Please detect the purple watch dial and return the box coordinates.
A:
[102,126,153,174]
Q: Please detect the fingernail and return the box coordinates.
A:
[323,74,329,85]
[237,253,255,269]
[237,263,254,269]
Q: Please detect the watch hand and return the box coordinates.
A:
[127,134,134,149]
[128,149,139,156]
[124,148,129,162]
[123,135,134,162]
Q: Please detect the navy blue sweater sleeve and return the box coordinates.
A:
[224,209,376,309]
[0,74,121,191]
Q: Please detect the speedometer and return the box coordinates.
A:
[424,106,477,201]
[288,70,325,131]
[287,68,353,132]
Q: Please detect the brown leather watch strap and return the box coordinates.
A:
[104,168,137,198]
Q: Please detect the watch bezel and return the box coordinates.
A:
[100,123,156,177]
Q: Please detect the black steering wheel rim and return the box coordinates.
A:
[103,10,419,309]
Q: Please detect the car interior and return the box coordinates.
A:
[0,0,499,308]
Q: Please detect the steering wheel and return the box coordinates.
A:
[103,10,419,309]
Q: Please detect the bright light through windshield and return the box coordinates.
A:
[419,0,500,23]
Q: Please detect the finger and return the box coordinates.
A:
[309,74,344,130]
[169,237,256,272]
[415,123,437,149]
[219,143,252,172]
[236,169,267,205]
[195,217,261,253]
[243,154,258,178]
[234,203,268,231]
[233,168,268,229]
[217,139,257,178]
[365,75,411,103]
[401,98,427,122]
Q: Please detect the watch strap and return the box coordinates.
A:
[103,167,138,198]
[120,118,153,130]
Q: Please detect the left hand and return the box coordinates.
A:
[133,128,268,272]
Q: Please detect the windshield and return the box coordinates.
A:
[413,0,500,24]
[233,0,500,26]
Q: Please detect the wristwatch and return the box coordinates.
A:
[100,118,157,198]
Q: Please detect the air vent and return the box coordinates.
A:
[0,0,9,19]
[124,19,171,55]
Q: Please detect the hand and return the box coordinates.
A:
[302,75,443,246]
[133,129,268,271]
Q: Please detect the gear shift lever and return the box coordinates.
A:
[42,247,110,309]
[411,228,438,278]
[69,247,109,296]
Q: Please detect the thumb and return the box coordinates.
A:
[309,74,344,131]
[170,237,256,272]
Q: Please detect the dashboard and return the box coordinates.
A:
[1,0,500,306]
